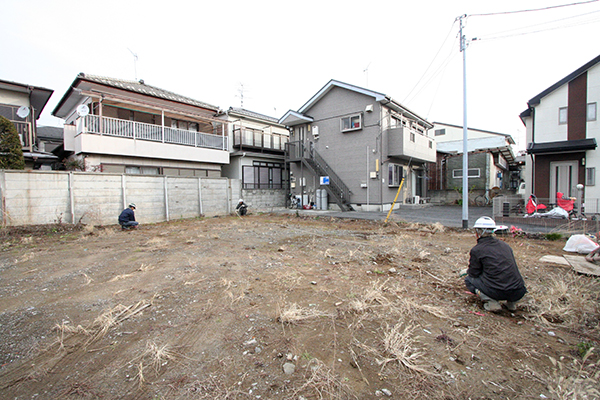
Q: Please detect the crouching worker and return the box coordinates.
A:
[462,217,527,312]
[119,203,139,230]
[236,199,247,216]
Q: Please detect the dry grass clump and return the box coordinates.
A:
[525,350,600,400]
[527,272,600,334]
[53,322,89,349]
[380,322,430,375]
[347,280,392,315]
[292,358,358,400]
[133,340,179,389]
[354,322,431,377]
[277,303,333,324]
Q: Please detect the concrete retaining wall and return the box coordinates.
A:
[241,189,286,211]
[0,170,249,226]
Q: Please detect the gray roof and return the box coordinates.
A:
[79,74,220,110]
[37,126,63,140]
[228,107,280,124]
[53,73,220,118]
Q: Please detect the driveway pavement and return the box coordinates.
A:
[279,204,585,233]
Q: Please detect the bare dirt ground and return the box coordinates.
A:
[0,213,598,400]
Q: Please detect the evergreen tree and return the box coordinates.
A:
[0,116,25,170]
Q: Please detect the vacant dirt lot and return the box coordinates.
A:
[0,213,598,399]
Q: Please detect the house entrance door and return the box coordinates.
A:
[549,161,578,198]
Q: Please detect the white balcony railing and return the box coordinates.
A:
[78,114,228,151]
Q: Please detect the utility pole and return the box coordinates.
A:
[458,14,469,229]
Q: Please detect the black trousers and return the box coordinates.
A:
[465,276,526,302]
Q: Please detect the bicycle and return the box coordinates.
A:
[474,188,501,207]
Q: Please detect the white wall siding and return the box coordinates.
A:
[534,84,569,143]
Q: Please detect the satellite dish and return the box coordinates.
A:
[16,106,30,119]
[76,104,90,117]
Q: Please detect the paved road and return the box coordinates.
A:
[280,205,566,233]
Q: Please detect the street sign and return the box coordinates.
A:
[320,176,330,185]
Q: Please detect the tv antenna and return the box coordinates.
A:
[363,62,371,87]
[128,48,138,80]
[237,83,245,108]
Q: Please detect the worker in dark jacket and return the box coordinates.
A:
[118,203,139,230]
[463,216,526,312]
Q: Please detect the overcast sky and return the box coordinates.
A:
[2,0,599,149]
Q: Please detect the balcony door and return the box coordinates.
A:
[550,161,578,198]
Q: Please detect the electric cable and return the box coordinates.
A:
[469,0,598,17]
[477,9,600,41]
[402,20,457,104]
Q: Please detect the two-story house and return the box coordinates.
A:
[520,54,599,210]
[221,107,288,191]
[279,80,435,211]
[427,122,518,196]
[52,73,228,176]
[0,78,57,169]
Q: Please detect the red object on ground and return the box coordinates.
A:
[556,192,574,212]
[525,195,547,214]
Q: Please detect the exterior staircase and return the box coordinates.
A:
[286,141,354,211]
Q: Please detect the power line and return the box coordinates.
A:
[402,20,457,104]
[477,9,600,40]
[469,0,598,17]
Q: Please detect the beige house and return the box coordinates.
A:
[52,73,228,176]
[221,107,288,189]
[0,78,56,169]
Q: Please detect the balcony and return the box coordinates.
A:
[78,114,227,150]
[70,114,229,164]
[12,121,33,151]
[385,127,436,163]
[232,127,288,153]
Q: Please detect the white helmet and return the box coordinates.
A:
[473,216,497,230]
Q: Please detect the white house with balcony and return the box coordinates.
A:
[279,79,435,211]
[52,73,228,176]
[220,107,288,190]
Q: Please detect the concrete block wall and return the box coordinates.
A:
[242,189,286,211]
[0,170,254,227]
[0,171,71,225]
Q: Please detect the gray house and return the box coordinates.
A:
[279,80,435,211]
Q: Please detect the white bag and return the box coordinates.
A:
[563,234,599,254]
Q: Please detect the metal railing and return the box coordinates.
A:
[79,114,227,150]
[233,127,288,151]
[285,141,352,210]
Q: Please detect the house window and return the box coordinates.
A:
[388,164,403,187]
[559,107,568,125]
[429,140,433,149]
[242,162,283,189]
[588,103,597,121]
[390,116,403,128]
[410,132,415,142]
[341,114,362,132]
[586,167,595,186]
[125,166,161,175]
[452,169,480,178]
[434,129,445,136]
